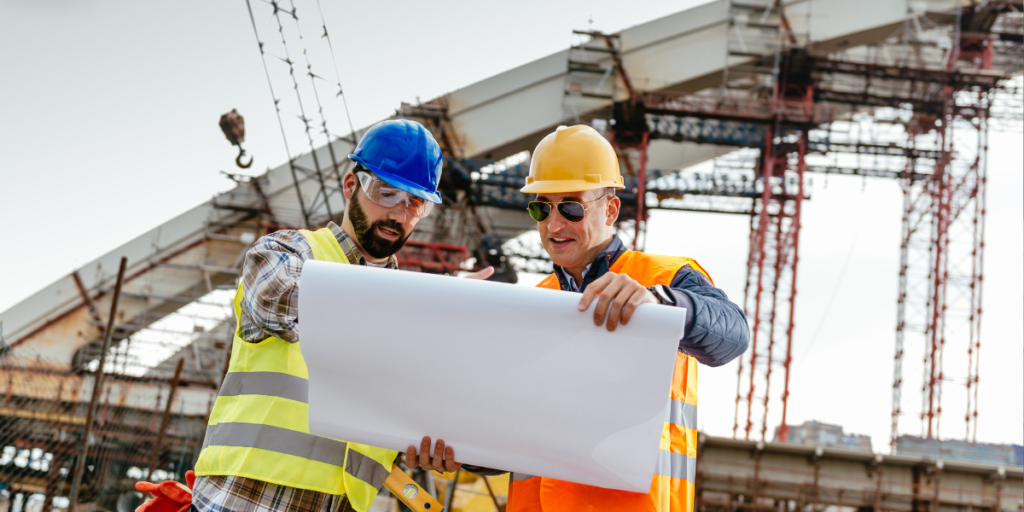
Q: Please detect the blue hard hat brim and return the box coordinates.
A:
[349,154,443,204]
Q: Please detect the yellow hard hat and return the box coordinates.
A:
[520,125,624,194]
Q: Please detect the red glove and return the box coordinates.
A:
[135,470,195,512]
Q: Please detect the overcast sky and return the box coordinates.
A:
[1,1,1020,451]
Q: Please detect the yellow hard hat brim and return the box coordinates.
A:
[520,179,625,194]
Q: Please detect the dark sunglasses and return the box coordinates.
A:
[527,196,609,223]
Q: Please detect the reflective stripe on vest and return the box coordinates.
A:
[655,450,697,482]
[668,400,698,430]
[510,250,704,512]
[218,371,309,403]
[193,227,398,512]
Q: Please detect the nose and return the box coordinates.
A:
[545,207,568,232]
[388,202,410,223]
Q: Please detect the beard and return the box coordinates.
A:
[348,192,410,259]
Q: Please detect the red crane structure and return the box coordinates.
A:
[551,1,1021,446]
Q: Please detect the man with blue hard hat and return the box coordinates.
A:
[191,119,490,512]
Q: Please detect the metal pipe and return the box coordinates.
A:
[71,271,102,324]
[873,467,883,512]
[481,476,502,511]
[812,458,820,512]
[423,469,438,500]
[444,467,461,511]
[147,357,185,479]
[69,256,127,512]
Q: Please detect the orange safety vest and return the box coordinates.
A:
[508,250,711,512]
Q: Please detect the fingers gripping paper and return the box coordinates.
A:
[299,261,685,492]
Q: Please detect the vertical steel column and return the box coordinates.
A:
[634,132,650,250]
[744,126,775,440]
[969,108,987,441]
[43,452,67,512]
[759,212,785,441]
[926,82,955,438]
[69,257,127,512]
[778,131,806,442]
[892,122,918,450]
[444,467,461,511]
[735,210,758,438]
[147,357,185,479]
[965,69,991,443]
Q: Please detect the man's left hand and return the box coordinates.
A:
[577,272,658,332]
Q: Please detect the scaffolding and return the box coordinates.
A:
[2,1,1022,510]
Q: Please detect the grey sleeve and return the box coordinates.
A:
[662,266,750,367]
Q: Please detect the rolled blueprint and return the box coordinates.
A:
[299,260,685,492]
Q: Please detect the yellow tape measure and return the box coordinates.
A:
[383,465,445,512]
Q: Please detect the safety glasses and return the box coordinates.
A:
[356,172,434,218]
[527,196,608,223]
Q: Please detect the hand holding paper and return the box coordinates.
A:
[578,271,661,331]
[405,436,462,473]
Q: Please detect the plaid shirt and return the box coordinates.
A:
[238,221,398,343]
[191,474,357,512]
[193,223,398,511]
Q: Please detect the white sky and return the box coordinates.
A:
[1,1,1020,451]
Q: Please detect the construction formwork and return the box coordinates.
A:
[0,356,216,512]
[696,435,1023,512]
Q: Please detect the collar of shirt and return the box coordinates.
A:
[551,235,628,292]
[326,222,399,269]
[563,262,592,291]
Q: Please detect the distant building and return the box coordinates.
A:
[775,420,872,451]
[895,435,1023,466]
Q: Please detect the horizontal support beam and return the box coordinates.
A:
[805,165,931,181]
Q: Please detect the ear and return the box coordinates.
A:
[343,172,358,200]
[605,195,620,227]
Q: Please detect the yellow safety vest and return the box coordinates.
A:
[194,227,399,512]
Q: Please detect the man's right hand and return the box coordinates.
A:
[405,436,463,473]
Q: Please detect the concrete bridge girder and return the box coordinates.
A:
[0,0,964,369]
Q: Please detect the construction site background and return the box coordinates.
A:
[2,0,1023,511]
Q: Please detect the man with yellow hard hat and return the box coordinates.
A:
[506,125,750,512]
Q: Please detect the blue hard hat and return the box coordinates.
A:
[348,120,443,204]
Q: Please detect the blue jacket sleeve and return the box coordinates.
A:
[661,266,750,367]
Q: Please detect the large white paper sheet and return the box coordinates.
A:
[299,260,685,492]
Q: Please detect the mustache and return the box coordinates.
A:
[372,218,405,238]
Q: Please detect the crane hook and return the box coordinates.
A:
[220,109,253,169]
[236,145,253,169]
